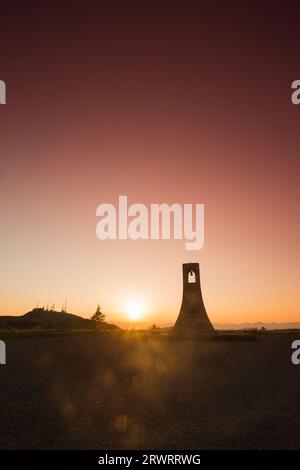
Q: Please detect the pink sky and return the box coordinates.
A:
[0,3,299,325]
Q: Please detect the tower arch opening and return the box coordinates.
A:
[188,270,196,283]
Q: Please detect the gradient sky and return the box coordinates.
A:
[0,2,299,325]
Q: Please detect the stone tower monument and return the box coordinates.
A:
[174,263,215,333]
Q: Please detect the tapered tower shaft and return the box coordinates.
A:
[174,263,215,333]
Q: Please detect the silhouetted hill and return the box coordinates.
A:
[0,308,120,330]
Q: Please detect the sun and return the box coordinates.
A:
[125,299,145,321]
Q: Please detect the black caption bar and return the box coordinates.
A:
[0,450,299,467]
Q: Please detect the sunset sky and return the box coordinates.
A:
[0,2,299,325]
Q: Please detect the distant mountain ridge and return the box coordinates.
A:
[0,311,298,331]
[112,320,300,330]
[0,308,120,330]
[214,322,300,330]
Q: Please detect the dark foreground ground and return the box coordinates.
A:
[0,333,299,449]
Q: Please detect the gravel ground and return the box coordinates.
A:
[0,333,299,449]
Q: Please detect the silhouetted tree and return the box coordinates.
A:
[149,324,160,334]
[91,305,105,322]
